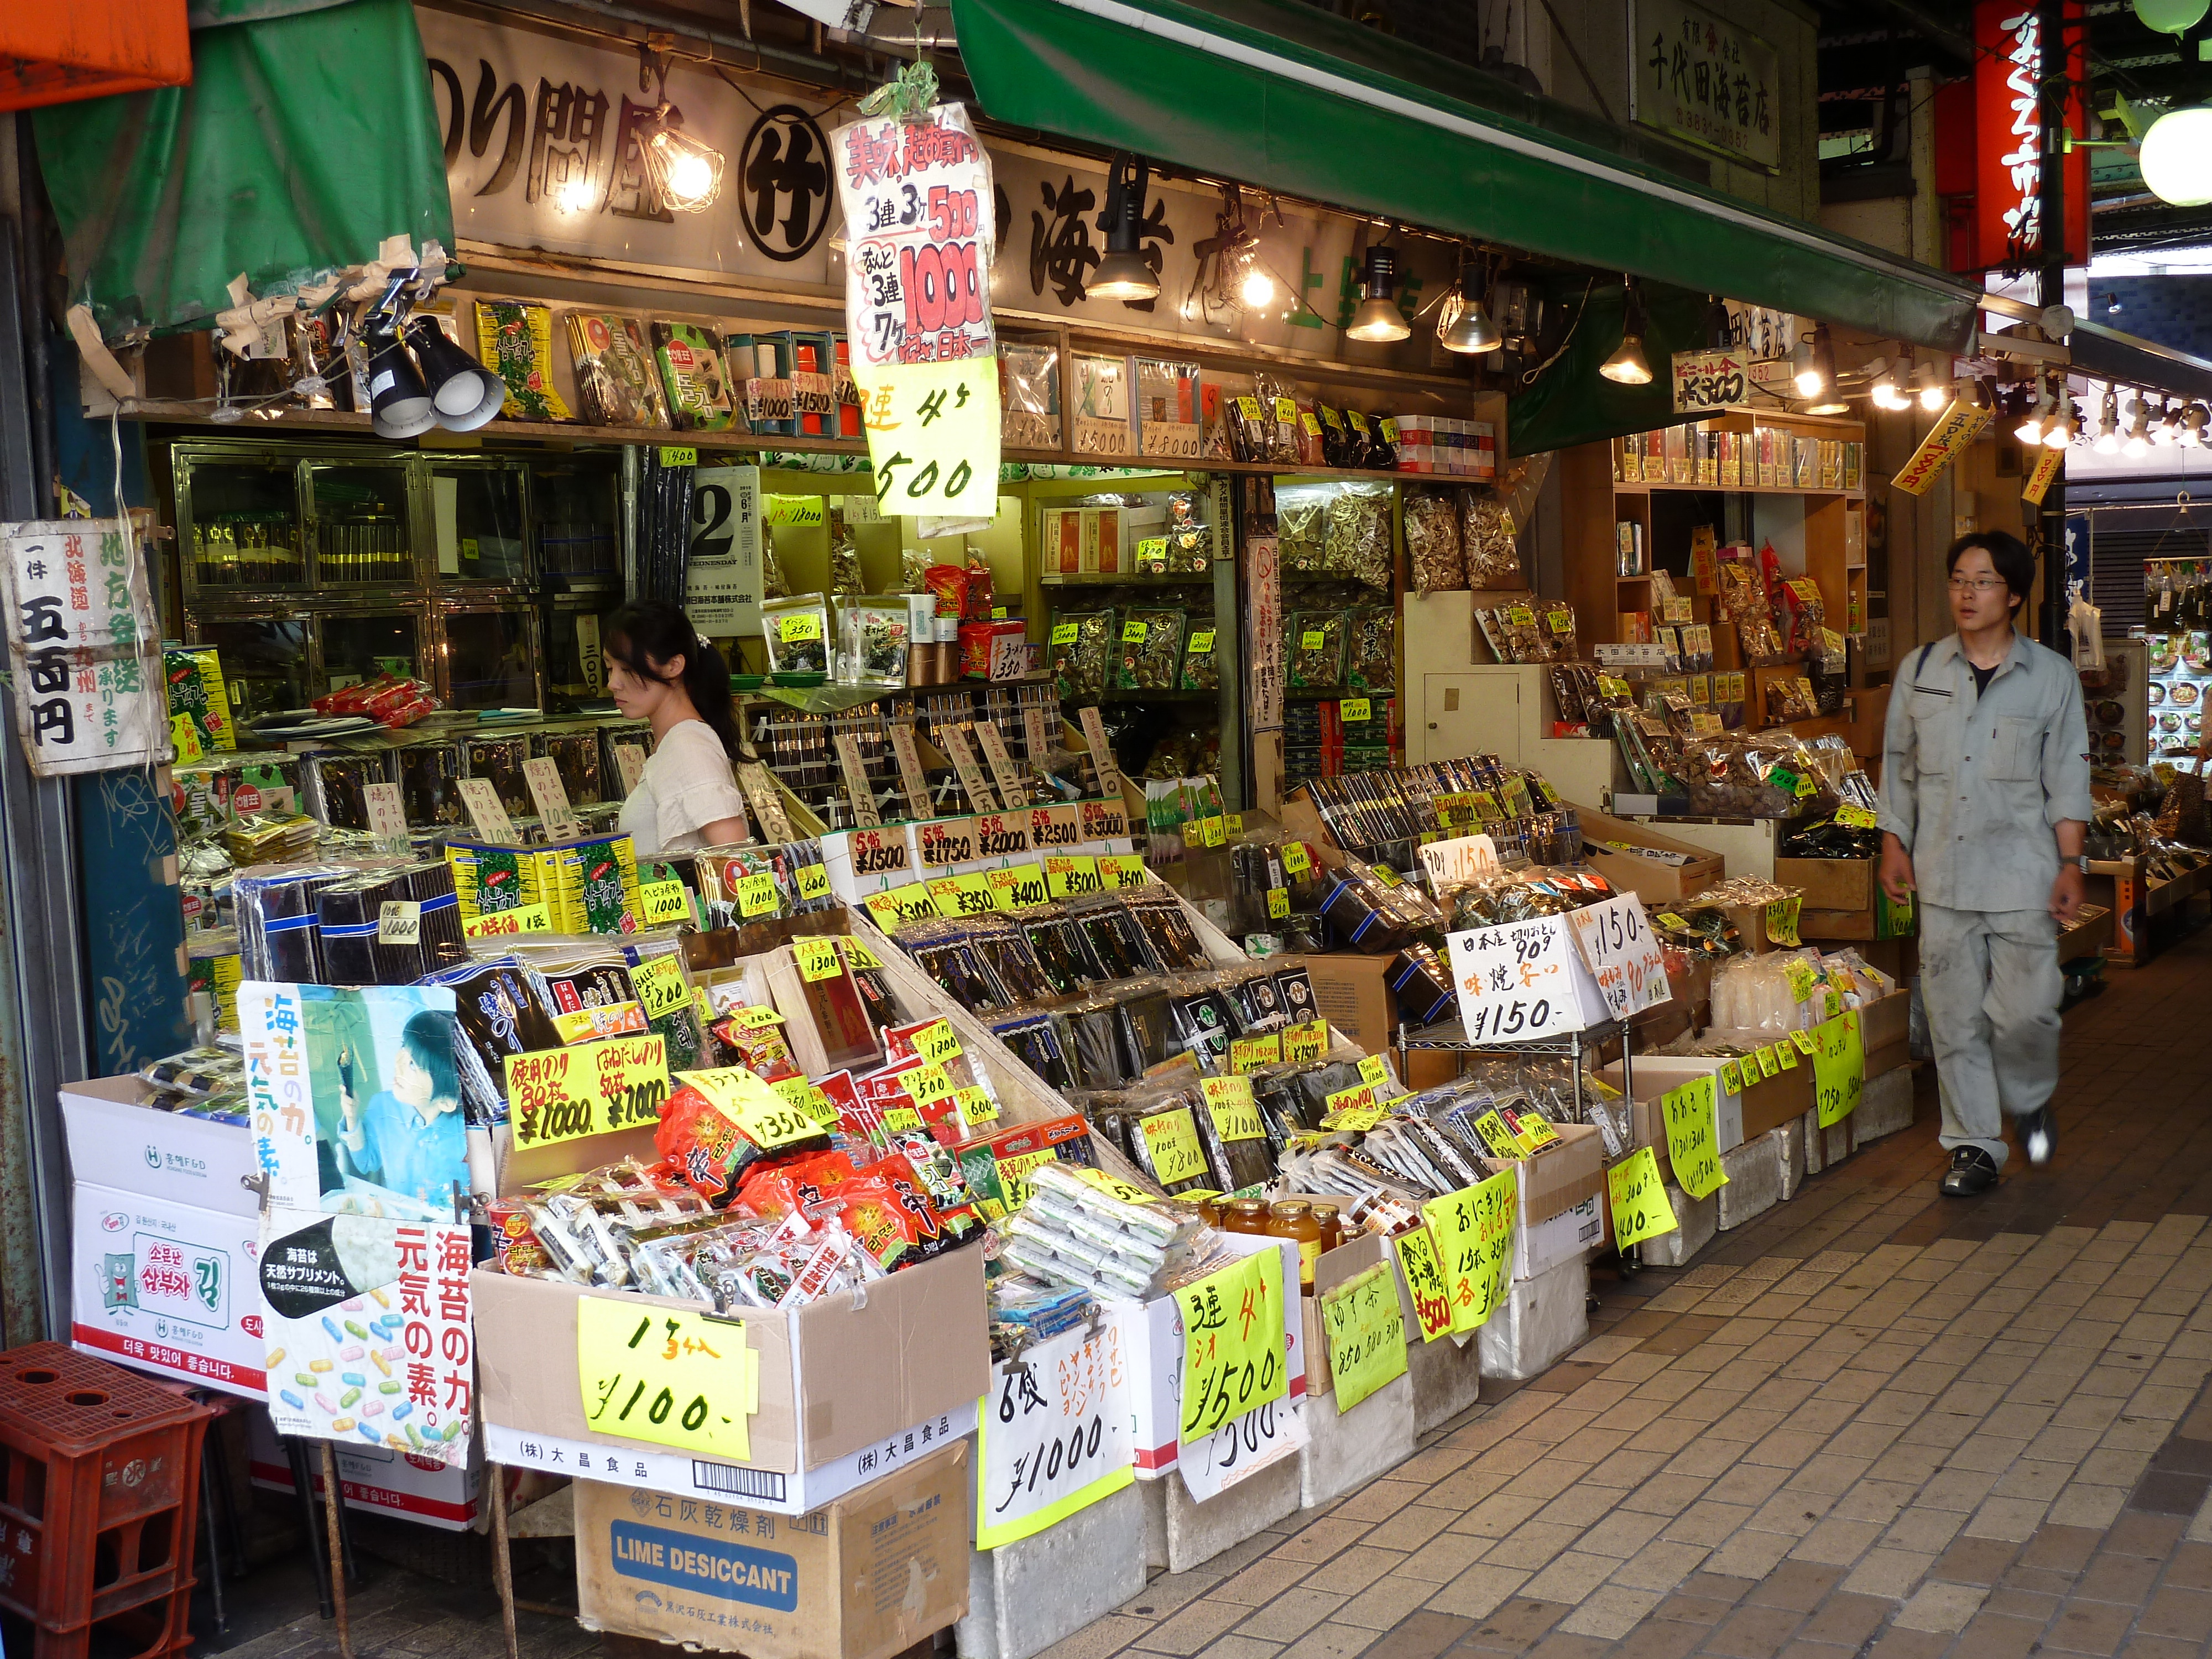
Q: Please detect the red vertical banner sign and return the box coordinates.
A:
[1972,0,2089,269]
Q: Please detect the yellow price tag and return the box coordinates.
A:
[898,1062,954,1110]
[1043,854,1100,899]
[1606,1147,1678,1249]
[793,936,843,982]
[1187,629,1217,654]
[1790,1029,1818,1056]
[1754,1044,1780,1079]
[1121,620,1148,643]
[733,870,780,918]
[505,1035,669,1147]
[1229,1033,1281,1074]
[794,862,831,902]
[1468,1112,1524,1162]
[1813,1010,1864,1128]
[1097,854,1146,891]
[1423,1170,1518,1334]
[1199,1075,1266,1142]
[1766,896,1802,948]
[1774,1040,1800,1071]
[1300,629,1326,650]
[907,1019,963,1067]
[1357,1055,1390,1090]
[954,1084,998,1127]
[464,902,551,940]
[1139,1109,1209,1186]
[843,937,883,971]
[1281,1020,1327,1063]
[638,880,693,928]
[1657,912,1688,930]
[1659,1076,1727,1201]
[927,872,998,919]
[1835,804,1879,830]
[1281,842,1312,877]
[1198,816,1226,848]
[1266,886,1289,919]
[656,446,698,468]
[986,863,1049,909]
[1320,1263,1408,1412]
[1394,1225,1454,1343]
[1718,1058,1744,1094]
[1050,622,1079,646]
[863,883,936,931]
[678,1066,824,1149]
[853,355,1001,517]
[778,611,823,643]
[630,956,690,1024]
[576,1297,754,1460]
[1071,1167,1160,1205]
[1176,1249,1286,1439]
[1340,697,1371,723]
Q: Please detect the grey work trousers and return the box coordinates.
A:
[1918,902,2063,1171]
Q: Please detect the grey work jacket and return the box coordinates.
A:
[1875,632,2094,914]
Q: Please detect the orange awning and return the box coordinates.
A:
[3,0,189,111]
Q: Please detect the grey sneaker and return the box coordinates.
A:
[2016,1108,2054,1167]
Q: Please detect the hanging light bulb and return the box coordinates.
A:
[2183,404,2209,447]
[1913,363,1949,412]
[2043,401,2078,448]
[1346,246,1412,342]
[1239,259,1277,309]
[2152,397,2179,445]
[638,107,726,213]
[1438,261,1501,354]
[1599,276,1652,385]
[2125,394,2152,456]
[1087,155,1162,302]
[1869,358,1907,411]
[1791,326,1835,400]
[2095,389,2122,453]
[2012,385,2048,446]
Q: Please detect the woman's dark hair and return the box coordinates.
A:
[401,1010,460,1104]
[1945,530,2035,614]
[603,601,740,757]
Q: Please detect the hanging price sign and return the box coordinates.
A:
[577,1298,757,1461]
[1393,1225,1454,1342]
[1422,1168,1517,1335]
[1660,1074,1728,1201]
[1177,1249,1286,1440]
[975,1321,1134,1550]
[1607,1147,1679,1249]
[832,103,1001,518]
[1813,1010,1864,1128]
[1566,895,1672,1021]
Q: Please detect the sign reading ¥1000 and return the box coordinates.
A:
[831,105,1001,520]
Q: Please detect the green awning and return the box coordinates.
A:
[32,0,452,339]
[951,0,1983,351]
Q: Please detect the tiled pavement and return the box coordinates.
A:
[201,925,2212,1659]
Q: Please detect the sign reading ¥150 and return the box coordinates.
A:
[831,103,1001,520]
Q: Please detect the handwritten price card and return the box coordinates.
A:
[1659,1074,1728,1201]
[1319,1264,1408,1412]
[577,1297,757,1460]
[1177,1248,1286,1441]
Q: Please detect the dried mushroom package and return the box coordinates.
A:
[1251,372,1301,464]
[1278,490,1327,575]
[1286,613,1347,689]
[839,598,910,686]
[1180,618,1222,691]
[567,314,670,427]
[1117,608,1186,691]
[1462,491,1522,588]
[1326,484,1393,588]
[1048,608,1116,702]
[1405,491,1465,592]
[1719,562,1785,662]
[1348,608,1396,692]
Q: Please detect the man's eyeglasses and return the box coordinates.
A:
[1947,576,2007,593]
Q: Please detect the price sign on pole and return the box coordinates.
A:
[831,103,1001,520]
[1670,346,1752,414]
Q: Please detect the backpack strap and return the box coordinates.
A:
[1913,641,1937,687]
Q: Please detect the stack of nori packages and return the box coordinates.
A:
[303,751,388,831]
[425,954,565,1125]
[465,733,534,822]
[394,739,465,829]
[235,863,357,981]
[537,727,606,806]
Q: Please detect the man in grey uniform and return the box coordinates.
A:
[1877,531,2093,1197]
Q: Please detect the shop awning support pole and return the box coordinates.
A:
[2036,0,2069,651]
[489,1463,521,1659]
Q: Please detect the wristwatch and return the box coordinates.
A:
[2077,855,2091,874]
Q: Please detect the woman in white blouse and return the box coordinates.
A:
[604,601,750,854]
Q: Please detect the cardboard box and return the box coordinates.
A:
[1303,1231,1389,1399]
[1577,807,1725,904]
[1608,1051,1812,1159]
[473,1243,988,1514]
[575,1441,970,1659]
[60,1074,259,1215]
[69,1181,267,1398]
[1776,857,1873,913]
[247,1406,482,1531]
[1303,954,1396,1052]
[1520,1193,1606,1280]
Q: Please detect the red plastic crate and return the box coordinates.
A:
[0,1343,213,1658]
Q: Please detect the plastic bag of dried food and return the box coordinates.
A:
[1117,608,1186,691]
[1405,491,1464,592]
[475,300,573,422]
[1764,674,1815,724]
[1540,603,1579,662]
[1462,491,1521,588]
[1348,608,1395,692]
[1286,613,1347,689]
[1219,387,1266,462]
[1327,484,1392,588]
[1358,411,1397,469]
[1180,618,1222,691]
[1048,608,1116,702]
[762,593,830,676]
[1278,492,1326,576]
[1719,562,1786,663]
[1679,732,1836,819]
[828,509,864,593]
[1251,373,1301,464]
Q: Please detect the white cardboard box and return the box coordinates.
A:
[60,1074,259,1215]
[69,1180,267,1398]
[1517,1193,1606,1282]
[1599,1055,1748,1154]
[247,1405,482,1531]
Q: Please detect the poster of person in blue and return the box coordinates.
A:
[300,986,468,1221]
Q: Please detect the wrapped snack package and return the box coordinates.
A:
[763,593,831,676]
[1405,491,1464,592]
[1679,732,1838,818]
[567,314,670,427]
[474,300,572,422]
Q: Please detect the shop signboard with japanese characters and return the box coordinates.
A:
[1629,0,1782,173]
[1,519,164,775]
[413,8,1454,371]
[831,104,1001,519]
[975,1320,1134,1548]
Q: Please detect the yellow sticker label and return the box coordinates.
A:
[1423,1170,1519,1334]
[794,863,831,901]
[863,883,937,931]
[1340,697,1372,723]
[778,611,824,643]
[1835,804,1878,830]
[1050,622,1079,646]
[1395,1225,1454,1343]
[576,1297,754,1461]
[1300,630,1326,650]
[657,446,698,468]
[733,870,780,918]
[1281,842,1312,877]
[464,902,551,940]
[1606,1147,1678,1249]
[1200,1076,1266,1142]
[907,1019,964,1067]
[927,871,999,919]
[988,863,1050,909]
[1198,816,1226,848]
[1097,854,1147,891]
[1785,956,1818,1001]
[1766,897,1802,948]
[630,956,690,1024]
[954,1084,998,1127]
[1718,1058,1744,1094]
[1320,1263,1408,1411]
[793,936,843,982]
[1281,1020,1327,1063]
[1044,854,1101,900]
[1266,886,1290,919]
[1229,1032,1281,1074]
[1121,620,1148,643]
[678,1065,823,1149]
[1790,1029,1818,1056]
[505,1035,670,1147]
[1140,1108,1209,1187]
[1660,1076,1727,1201]
[1177,1248,1286,1439]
